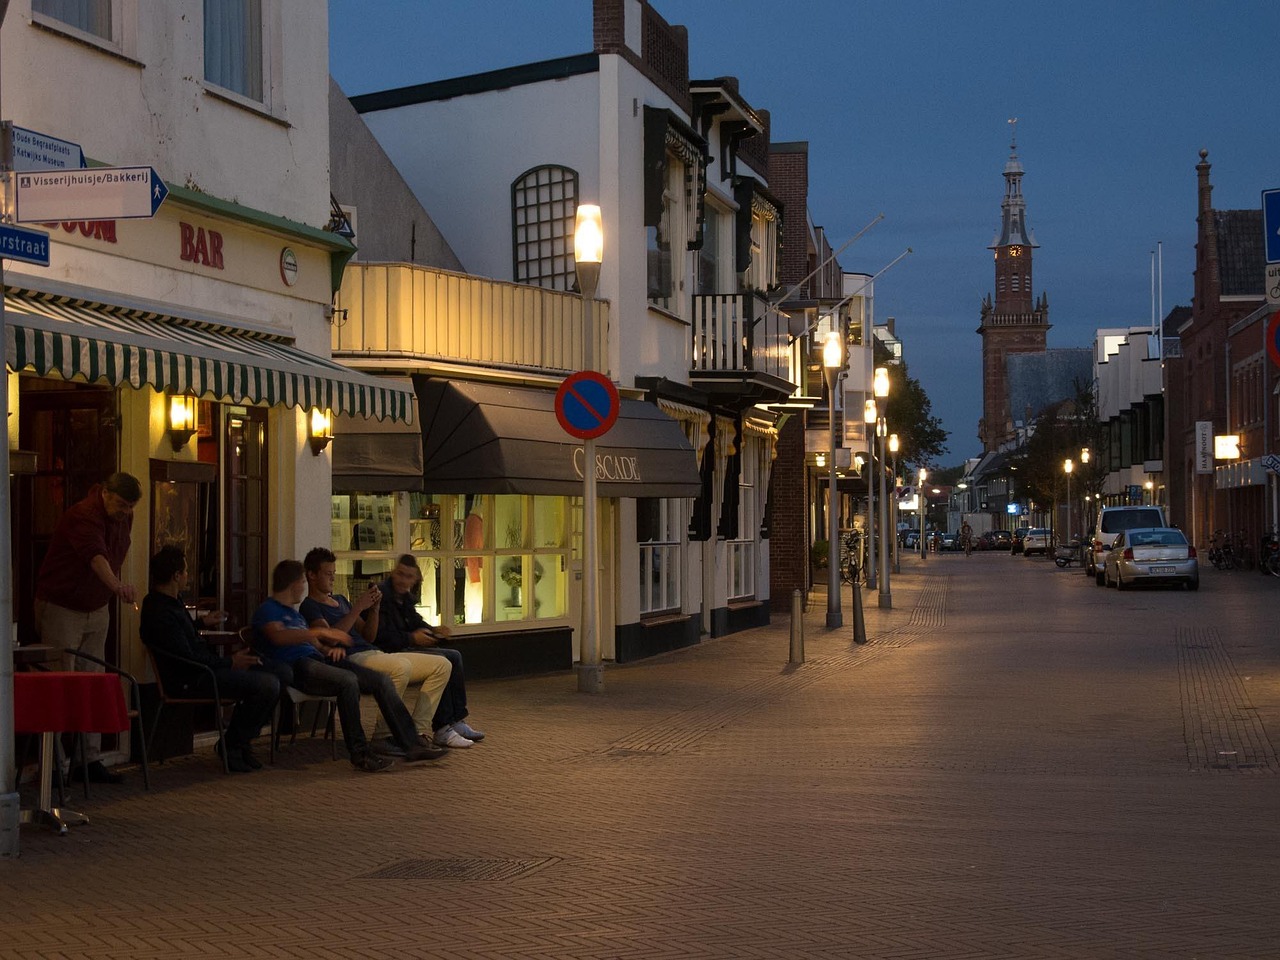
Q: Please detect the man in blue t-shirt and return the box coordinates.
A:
[300,547,450,759]
[251,560,442,771]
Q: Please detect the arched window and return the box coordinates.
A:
[511,165,579,291]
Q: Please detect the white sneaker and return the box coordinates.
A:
[434,727,473,749]
[452,720,485,742]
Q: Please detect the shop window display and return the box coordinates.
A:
[332,491,569,629]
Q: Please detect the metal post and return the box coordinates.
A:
[850,558,867,645]
[574,209,603,694]
[891,455,901,574]
[789,589,804,664]
[877,425,892,609]
[824,365,841,628]
[918,474,927,562]
[865,423,877,591]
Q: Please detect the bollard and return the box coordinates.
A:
[789,589,804,664]
[850,561,867,644]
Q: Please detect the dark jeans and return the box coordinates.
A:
[287,655,421,755]
[423,647,468,730]
[191,662,290,751]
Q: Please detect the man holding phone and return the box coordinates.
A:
[140,546,290,773]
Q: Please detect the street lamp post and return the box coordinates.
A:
[863,398,878,591]
[574,205,604,693]
[889,434,900,575]
[918,468,928,560]
[1064,458,1074,543]
[877,417,891,609]
[823,333,843,629]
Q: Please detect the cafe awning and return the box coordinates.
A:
[413,375,701,498]
[3,288,413,420]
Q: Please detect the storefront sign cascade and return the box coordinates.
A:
[572,447,642,482]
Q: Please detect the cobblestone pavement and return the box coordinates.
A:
[4,554,1279,959]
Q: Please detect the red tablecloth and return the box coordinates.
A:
[13,671,129,734]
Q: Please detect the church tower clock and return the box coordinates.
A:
[977,120,1050,452]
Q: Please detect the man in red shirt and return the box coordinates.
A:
[34,471,142,783]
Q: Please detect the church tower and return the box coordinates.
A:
[977,121,1050,452]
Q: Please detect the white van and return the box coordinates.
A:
[1088,505,1167,579]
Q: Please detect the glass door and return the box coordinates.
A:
[224,407,267,630]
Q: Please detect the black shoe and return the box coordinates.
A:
[369,736,407,758]
[71,760,123,784]
[216,740,254,773]
[240,746,263,770]
[351,751,394,773]
[403,742,447,764]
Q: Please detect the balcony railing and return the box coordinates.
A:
[333,262,609,376]
[691,292,794,386]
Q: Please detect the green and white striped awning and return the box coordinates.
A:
[3,289,412,421]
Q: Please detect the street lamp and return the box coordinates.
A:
[918,467,928,560]
[1144,479,1154,505]
[1064,458,1074,543]
[574,204,604,693]
[863,398,878,591]
[889,433,900,574]
[823,332,843,629]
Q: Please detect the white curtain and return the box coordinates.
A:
[203,0,263,101]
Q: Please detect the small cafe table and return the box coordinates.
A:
[14,671,129,834]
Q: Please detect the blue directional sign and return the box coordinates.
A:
[14,166,168,223]
[555,370,620,440]
[1263,189,1280,263]
[0,223,50,266]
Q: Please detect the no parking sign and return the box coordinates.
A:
[555,370,620,440]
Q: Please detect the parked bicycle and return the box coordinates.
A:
[1260,533,1280,578]
[1208,530,1236,571]
[839,531,864,585]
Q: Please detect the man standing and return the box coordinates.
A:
[34,471,142,783]
[300,547,450,759]
[377,554,485,749]
[252,560,442,772]
[141,546,289,773]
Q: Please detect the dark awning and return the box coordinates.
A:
[413,375,701,498]
[332,408,423,493]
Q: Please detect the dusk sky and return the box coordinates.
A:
[329,0,1280,463]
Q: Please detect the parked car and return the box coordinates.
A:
[940,531,957,551]
[1011,526,1029,555]
[904,530,920,549]
[985,529,1012,550]
[1087,505,1166,577]
[1101,527,1198,590]
[1022,528,1051,556]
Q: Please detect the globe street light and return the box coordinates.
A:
[574,204,604,693]
[918,467,928,560]
[863,398,878,591]
[823,332,843,629]
[889,433,900,575]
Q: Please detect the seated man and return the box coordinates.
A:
[300,547,450,759]
[252,560,443,772]
[377,554,485,749]
[140,546,290,773]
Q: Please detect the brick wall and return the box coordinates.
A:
[594,0,691,113]
[769,416,809,606]
[767,145,809,291]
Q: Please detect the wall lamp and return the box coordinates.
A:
[308,408,334,456]
[167,393,197,452]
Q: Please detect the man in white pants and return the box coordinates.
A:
[34,471,142,784]
[301,547,450,758]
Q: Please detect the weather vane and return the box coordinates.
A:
[1008,117,1018,152]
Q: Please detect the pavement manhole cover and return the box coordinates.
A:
[358,857,560,881]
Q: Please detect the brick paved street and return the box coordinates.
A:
[4,554,1279,959]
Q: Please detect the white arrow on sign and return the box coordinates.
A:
[14,166,169,223]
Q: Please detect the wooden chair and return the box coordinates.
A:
[68,648,151,792]
[237,627,338,760]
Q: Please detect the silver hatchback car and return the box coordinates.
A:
[1101,527,1199,591]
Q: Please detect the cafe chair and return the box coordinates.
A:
[145,645,271,773]
[68,648,152,792]
[236,627,338,761]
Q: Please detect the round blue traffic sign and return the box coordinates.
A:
[555,371,620,440]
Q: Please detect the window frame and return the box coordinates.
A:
[510,164,580,291]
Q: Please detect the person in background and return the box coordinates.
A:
[300,547,449,759]
[377,554,485,749]
[140,546,289,773]
[251,560,441,772]
[34,471,142,784]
